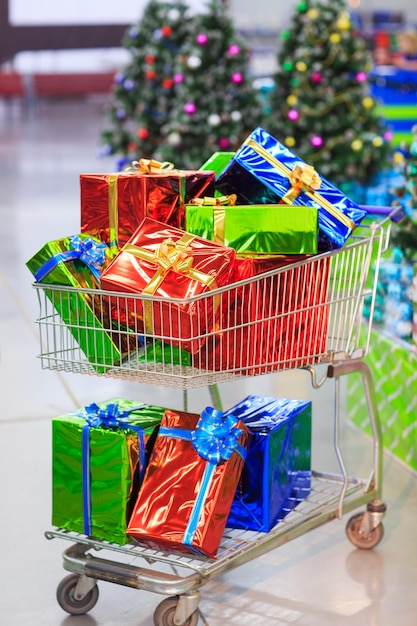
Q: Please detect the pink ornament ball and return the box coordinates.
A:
[310,135,323,148]
[183,102,197,115]
[196,33,208,45]
[219,138,230,149]
[231,72,243,84]
[311,72,322,83]
[228,44,240,56]
[356,71,367,82]
[384,130,393,141]
[173,73,184,84]
[287,109,299,121]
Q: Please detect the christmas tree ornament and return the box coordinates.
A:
[288,109,300,121]
[297,1,308,12]
[173,73,184,84]
[362,96,374,109]
[282,61,294,72]
[285,136,296,147]
[114,73,124,85]
[329,33,341,44]
[310,135,323,148]
[228,44,241,56]
[161,25,172,37]
[167,132,181,146]
[208,113,221,126]
[295,61,308,72]
[123,79,135,90]
[153,28,163,39]
[311,72,322,83]
[351,139,363,151]
[287,94,298,106]
[145,70,156,80]
[230,110,242,122]
[137,128,149,140]
[167,8,180,21]
[355,72,367,82]
[128,27,139,39]
[162,78,174,89]
[336,12,351,30]
[231,73,243,84]
[372,136,384,147]
[307,8,320,19]
[187,55,202,69]
[116,108,126,119]
[196,33,209,45]
[183,102,197,115]
[145,54,155,64]
[218,138,230,149]
[281,30,291,40]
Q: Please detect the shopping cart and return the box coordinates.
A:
[35,209,395,625]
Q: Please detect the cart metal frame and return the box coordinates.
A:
[35,215,392,625]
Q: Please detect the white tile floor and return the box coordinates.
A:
[1,98,416,626]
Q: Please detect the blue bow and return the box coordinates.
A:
[34,235,108,283]
[84,402,133,429]
[191,407,242,464]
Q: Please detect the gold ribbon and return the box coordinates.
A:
[107,174,120,255]
[281,164,321,204]
[245,138,356,231]
[124,234,218,332]
[189,194,237,207]
[124,159,175,174]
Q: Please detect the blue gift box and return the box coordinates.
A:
[225,395,312,532]
[216,127,367,250]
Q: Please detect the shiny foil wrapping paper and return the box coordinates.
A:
[185,203,318,255]
[195,255,330,375]
[100,218,236,353]
[127,408,250,558]
[80,170,215,247]
[216,127,367,250]
[224,396,312,532]
[52,399,166,545]
[26,234,134,373]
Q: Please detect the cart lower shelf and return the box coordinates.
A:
[46,470,385,597]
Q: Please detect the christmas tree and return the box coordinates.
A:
[268,0,391,184]
[159,0,264,168]
[390,126,417,261]
[100,1,193,169]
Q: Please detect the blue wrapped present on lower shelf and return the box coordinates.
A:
[225,395,312,532]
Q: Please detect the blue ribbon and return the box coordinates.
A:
[158,407,246,550]
[34,235,108,284]
[80,402,148,537]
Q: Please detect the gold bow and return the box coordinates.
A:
[282,164,321,204]
[125,159,175,174]
[124,234,218,332]
[190,194,237,207]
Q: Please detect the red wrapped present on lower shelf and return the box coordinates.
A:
[127,407,250,558]
[100,218,236,353]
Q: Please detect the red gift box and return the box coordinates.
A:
[127,407,250,558]
[195,255,330,374]
[100,218,236,353]
[80,163,214,247]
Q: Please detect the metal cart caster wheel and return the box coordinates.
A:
[56,574,99,615]
[154,596,199,626]
[346,512,384,549]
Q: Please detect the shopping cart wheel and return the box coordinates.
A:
[345,512,384,549]
[56,574,99,615]
[153,596,199,626]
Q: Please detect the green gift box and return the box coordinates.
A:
[185,203,318,255]
[26,233,133,373]
[52,399,166,545]
[199,152,235,177]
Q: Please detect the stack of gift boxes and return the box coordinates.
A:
[27,127,369,556]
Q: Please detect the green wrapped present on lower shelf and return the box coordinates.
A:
[52,399,167,545]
